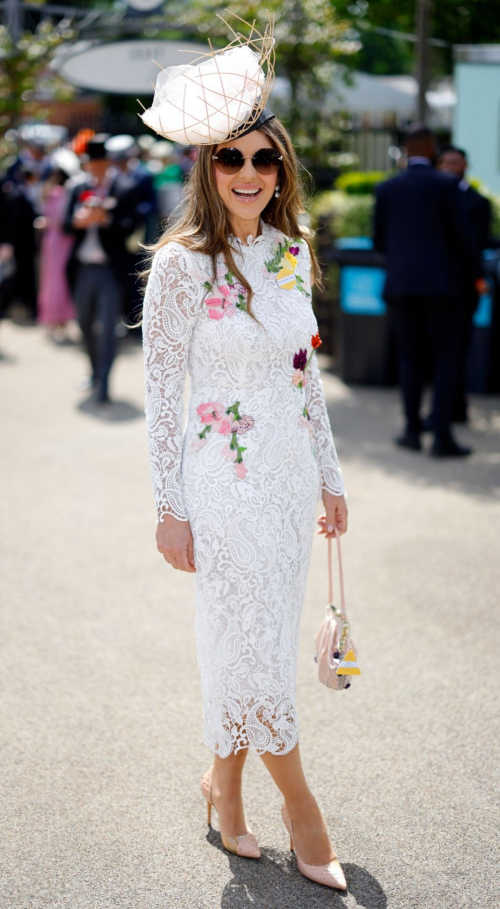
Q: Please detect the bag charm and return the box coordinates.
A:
[315,528,360,690]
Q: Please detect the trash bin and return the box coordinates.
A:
[327,238,397,386]
[467,250,500,393]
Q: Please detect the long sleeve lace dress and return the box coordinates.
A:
[143,221,345,757]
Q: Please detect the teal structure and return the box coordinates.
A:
[454,45,500,193]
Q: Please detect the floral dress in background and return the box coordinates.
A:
[143,220,345,757]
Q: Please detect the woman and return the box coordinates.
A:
[141,51,348,892]
[37,151,80,341]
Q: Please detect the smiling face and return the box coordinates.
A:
[213,130,279,231]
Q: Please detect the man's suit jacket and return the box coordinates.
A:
[64,172,140,292]
[0,179,37,310]
[461,183,491,267]
[373,163,475,300]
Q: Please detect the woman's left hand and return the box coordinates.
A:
[317,491,348,538]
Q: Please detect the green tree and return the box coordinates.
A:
[333,0,500,76]
[0,18,76,133]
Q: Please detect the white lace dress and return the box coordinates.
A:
[143,221,345,757]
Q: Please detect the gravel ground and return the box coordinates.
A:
[1,319,499,909]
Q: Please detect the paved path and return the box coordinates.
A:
[1,320,499,909]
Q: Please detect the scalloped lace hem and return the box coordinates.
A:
[202,701,300,758]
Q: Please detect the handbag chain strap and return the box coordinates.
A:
[328,528,348,623]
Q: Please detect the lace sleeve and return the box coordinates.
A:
[301,243,346,498]
[306,352,346,497]
[142,242,204,523]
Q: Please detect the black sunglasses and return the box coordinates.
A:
[212,147,283,175]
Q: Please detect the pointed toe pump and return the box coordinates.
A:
[201,766,261,859]
[281,803,347,890]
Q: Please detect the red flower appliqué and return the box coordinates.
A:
[292,334,322,388]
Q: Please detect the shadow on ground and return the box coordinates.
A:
[77,394,144,423]
[207,830,386,909]
[324,377,500,500]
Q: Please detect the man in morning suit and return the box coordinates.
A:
[373,126,475,457]
[437,145,492,424]
[64,135,140,403]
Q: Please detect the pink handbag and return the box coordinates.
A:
[315,528,360,690]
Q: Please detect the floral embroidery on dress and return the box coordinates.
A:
[292,333,321,457]
[203,268,247,319]
[264,237,310,297]
[191,400,254,478]
[292,333,322,389]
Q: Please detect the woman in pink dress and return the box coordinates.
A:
[37,164,78,339]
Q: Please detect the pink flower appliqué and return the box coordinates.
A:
[196,401,225,424]
[221,443,237,461]
[214,417,235,436]
[235,415,255,434]
[190,437,208,452]
[204,266,248,319]
[193,400,254,479]
[292,369,307,387]
[205,285,236,320]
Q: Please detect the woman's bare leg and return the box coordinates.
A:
[260,744,336,865]
[211,748,249,837]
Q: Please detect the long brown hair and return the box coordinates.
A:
[135,117,322,325]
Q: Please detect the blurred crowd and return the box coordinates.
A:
[0,126,197,401]
[0,122,496,427]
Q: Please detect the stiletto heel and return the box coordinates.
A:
[201,766,261,860]
[281,803,347,891]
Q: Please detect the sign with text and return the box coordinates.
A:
[58,40,208,95]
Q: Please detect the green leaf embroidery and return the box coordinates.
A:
[264,240,286,274]
[295,273,311,298]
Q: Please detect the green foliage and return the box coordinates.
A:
[350,30,413,77]
[311,179,500,242]
[0,19,76,137]
[311,190,374,238]
[331,0,500,76]
[335,170,389,195]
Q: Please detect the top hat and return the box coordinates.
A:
[85,135,111,161]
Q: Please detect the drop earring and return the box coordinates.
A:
[274,185,281,199]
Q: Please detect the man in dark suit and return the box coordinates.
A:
[0,173,37,320]
[373,126,475,457]
[105,134,159,335]
[65,135,140,402]
[437,145,492,423]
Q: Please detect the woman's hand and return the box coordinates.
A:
[156,514,196,572]
[317,491,348,539]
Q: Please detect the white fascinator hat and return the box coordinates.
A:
[140,12,276,146]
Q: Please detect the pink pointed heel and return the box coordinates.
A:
[201,766,261,859]
[281,803,347,890]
